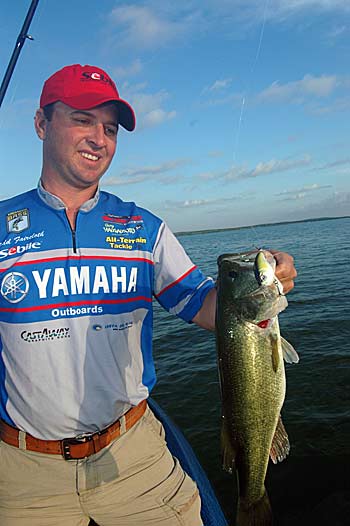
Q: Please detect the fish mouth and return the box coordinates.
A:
[218,252,256,267]
[235,286,288,323]
[252,293,289,322]
[218,250,276,268]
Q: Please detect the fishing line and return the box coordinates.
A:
[240,222,266,254]
[230,0,271,252]
[251,0,269,76]
[232,0,270,165]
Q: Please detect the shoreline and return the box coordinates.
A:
[175,214,349,237]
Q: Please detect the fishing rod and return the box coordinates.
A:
[0,0,40,108]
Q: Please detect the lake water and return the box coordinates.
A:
[151,216,350,526]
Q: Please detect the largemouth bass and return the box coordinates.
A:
[215,250,298,526]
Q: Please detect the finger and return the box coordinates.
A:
[272,252,296,277]
[269,251,297,294]
[279,277,295,294]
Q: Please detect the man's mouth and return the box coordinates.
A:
[80,151,100,161]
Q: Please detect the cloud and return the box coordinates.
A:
[108,4,195,50]
[106,1,350,54]
[112,59,143,79]
[167,199,214,208]
[269,0,350,16]
[252,74,350,115]
[142,109,176,128]
[188,0,350,40]
[200,73,349,112]
[229,155,311,180]
[105,0,350,60]
[327,25,347,40]
[202,79,232,94]
[292,190,350,217]
[120,83,176,129]
[164,195,245,210]
[200,78,241,107]
[257,75,338,104]
[276,183,332,200]
[250,155,312,177]
[104,159,190,186]
[197,154,312,183]
[308,95,350,115]
[318,158,350,170]
[229,0,350,22]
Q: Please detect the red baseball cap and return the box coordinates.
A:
[40,64,136,131]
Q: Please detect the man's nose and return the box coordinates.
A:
[87,124,106,148]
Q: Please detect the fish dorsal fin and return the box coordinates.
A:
[281,337,299,364]
[270,415,290,464]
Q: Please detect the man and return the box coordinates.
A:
[0,64,297,526]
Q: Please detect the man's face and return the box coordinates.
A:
[35,101,118,191]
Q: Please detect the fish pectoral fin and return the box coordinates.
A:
[270,415,290,464]
[269,333,280,372]
[221,416,236,474]
[281,336,299,364]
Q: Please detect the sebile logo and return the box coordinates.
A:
[0,242,41,259]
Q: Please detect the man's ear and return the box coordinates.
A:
[34,108,48,140]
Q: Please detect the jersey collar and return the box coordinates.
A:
[37,180,100,212]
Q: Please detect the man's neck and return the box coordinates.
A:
[40,178,98,230]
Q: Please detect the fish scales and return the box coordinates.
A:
[218,316,285,499]
[216,251,296,526]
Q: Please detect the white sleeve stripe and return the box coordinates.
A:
[155,265,197,297]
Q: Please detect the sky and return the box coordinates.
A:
[0,0,349,233]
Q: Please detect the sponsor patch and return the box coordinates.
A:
[92,321,133,331]
[105,235,147,250]
[51,306,104,318]
[102,214,143,225]
[33,265,138,299]
[103,224,143,234]
[1,272,29,303]
[0,241,41,259]
[21,327,70,342]
[6,209,30,233]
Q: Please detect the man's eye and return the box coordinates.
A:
[105,126,118,137]
[75,118,89,125]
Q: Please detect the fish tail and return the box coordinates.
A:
[237,490,273,526]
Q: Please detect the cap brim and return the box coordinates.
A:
[43,94,136,131]
[115,99,136,132]
[78,95,136,131]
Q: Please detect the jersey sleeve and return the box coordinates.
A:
[153,222,215,322]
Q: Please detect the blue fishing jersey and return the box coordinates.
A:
[0,186,214,439]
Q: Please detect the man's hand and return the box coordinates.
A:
[270,250,297,294]
[192,249,297,331]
